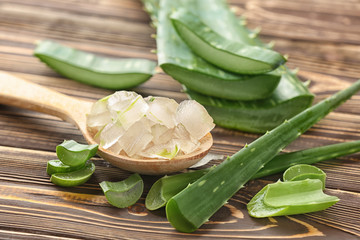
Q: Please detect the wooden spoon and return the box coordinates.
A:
[0,71,213,175]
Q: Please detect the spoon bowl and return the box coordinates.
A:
[0,71,213,175]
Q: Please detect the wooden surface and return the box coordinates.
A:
[0,0,359,239]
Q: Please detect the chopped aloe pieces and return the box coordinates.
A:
[145,168,212,210]
[171,9,286,74]
[165,80,360,233]
[99,174,143,208]
[247,179,339,218]
[34,40,156,90]
[185,69,314,133]
[50,161,95,187]
[253,140,360,179]
[88,92,214,159]
[146,0,281,101]
[283,164,326,189]
[46,159,86,175]
[56,140,98,167]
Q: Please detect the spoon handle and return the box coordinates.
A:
[0,71,92,134]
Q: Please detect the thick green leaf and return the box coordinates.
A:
[283,164,326,189]
[185,69,314,133]
[166,80,360,232]
[46,159,86,175]
[99,174,144,208]
[56,140,98,167]
[50,161,95,187]
[253,140,360,179]
[34,40,156,90]
[247,179,339,218]
[145,168,212,210]
[171,9,286,74]
[149,0,281,101]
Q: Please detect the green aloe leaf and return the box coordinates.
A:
[283,164,326,189]
[100,174,144,208]
[247,179,339,218]
[56,140,98,167]
[171,9,286,74]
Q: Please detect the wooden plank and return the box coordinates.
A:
[0,146,358,239]
[0,0,359,238]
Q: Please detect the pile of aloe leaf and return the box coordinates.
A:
[142,0,314,133]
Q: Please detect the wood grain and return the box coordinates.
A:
[0,0,359,239]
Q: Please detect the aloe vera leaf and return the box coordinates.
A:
[166,80,360,233]
[50,161,95,187]
[34,40,156,90]
[99,173,143,208]
[253,140,360,179]
[143,0,313,132]
[144,0,281,101]
[283,164,326,189]
[171,9,286,74]
[185,69,314,133]
[145,140,360,210]
[247,179,339,218]
[145,168,212,211]
[180,0,264,47]
[56,140,98,167]
[46,159,86,175]
[177,0,303,89]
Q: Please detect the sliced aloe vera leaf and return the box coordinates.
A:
[56,140,98,167]
[283,164,326,189]
[171,9,286,74]
[50,161,95,187]
[46,159,86,175]
[152,0,281,101]
[265,179,338,208]
[185,69,314,133]
[99,173,143,208]
[252,140,360,179]
[247,179,339,218]
[145,168,212,210]
[34,40,156,90]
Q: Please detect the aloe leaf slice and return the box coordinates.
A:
[56,140,98,167]
[283,164,326,189]
[145,168,213,210]
[34,40,156,90]
[247,179,339,218]
[99,174,144,208]
[46,159,86,175]
[50,161,95,187]
[185,69,314,133]
[171,9,286,74]
[148,0,281,101]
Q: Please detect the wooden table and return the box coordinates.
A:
[0,0,359,239]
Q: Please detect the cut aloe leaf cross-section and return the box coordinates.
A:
[171,9,286,74]
[50,161,96,187]
[247,179,339,218]
[46,159,86,175]
[56,140,98,167]
[99,173,144,208]
[145,168,212,210]
[283,164,326,189]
